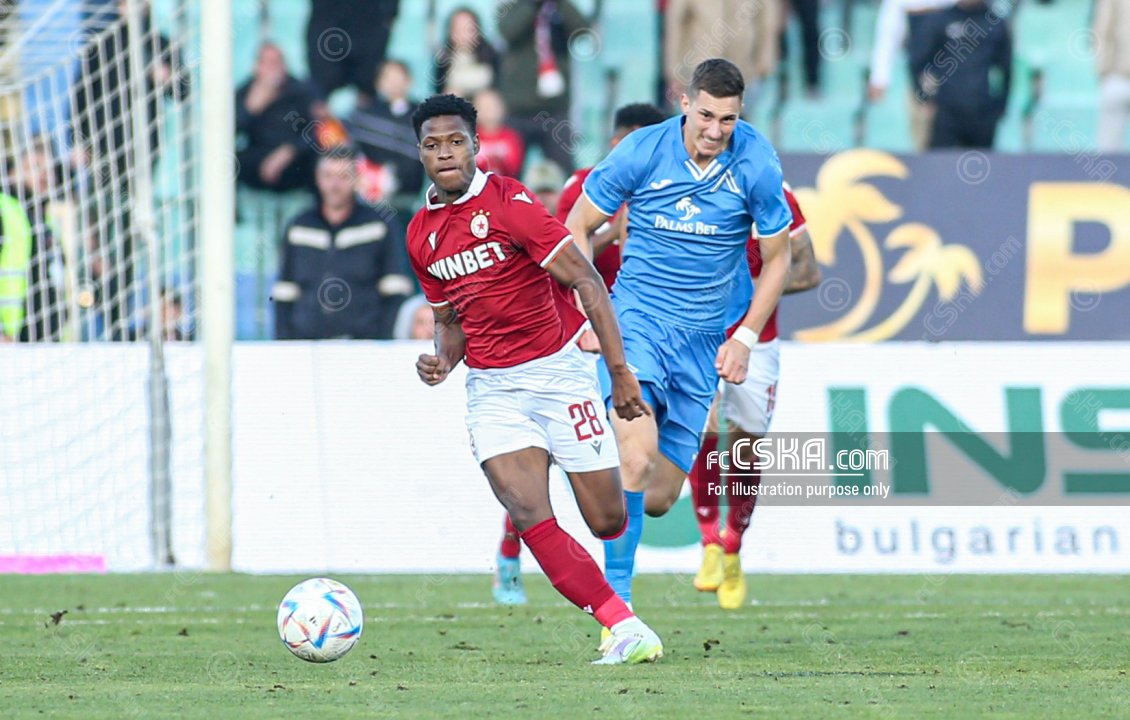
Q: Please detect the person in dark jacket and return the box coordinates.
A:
[346,60,424,203]
[497,0,589,172]
[236,43,320,192]
[306,0,399,103]
[914,0,1013,149]
[272,150,413,340]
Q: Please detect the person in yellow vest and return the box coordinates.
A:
[0,143,66,341]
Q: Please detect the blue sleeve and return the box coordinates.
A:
[581,131,647,217]
[747,150,791,237]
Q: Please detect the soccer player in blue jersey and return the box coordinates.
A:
[564,58,793,611]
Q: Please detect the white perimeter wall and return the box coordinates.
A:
[2,342,1127,573]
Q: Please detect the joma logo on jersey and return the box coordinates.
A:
[427,241,507,280]
[654,196,718,235]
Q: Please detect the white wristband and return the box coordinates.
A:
[731,326,758,350]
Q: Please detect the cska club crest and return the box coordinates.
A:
[470,209,491,239]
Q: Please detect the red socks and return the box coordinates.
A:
[521,518,634,628]
[691,434,760,553]
[722,466,759,554]
[500,514,521,559]
[689,434,722,545]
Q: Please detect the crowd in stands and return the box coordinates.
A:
[248,1,597,341]
[2,0,190,342]
[0,0,1127,343]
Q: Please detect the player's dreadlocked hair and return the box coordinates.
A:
[411,94,478,139]
[613,103,667,132]
[687,58,746,100]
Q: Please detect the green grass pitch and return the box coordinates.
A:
[2,573,1127,718]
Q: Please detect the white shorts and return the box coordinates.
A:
[465,342,620,472]
[719,338,780,435]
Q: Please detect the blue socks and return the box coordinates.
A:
[603,490,645,604]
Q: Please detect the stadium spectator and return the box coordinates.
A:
[392,294,435,341]
[913,0,1012,149]
[347,60,425,207]
[235,43,320,193]
[781,0,823,98]
[434,7,500,97]
[272,150,413,340]
[305,0,399,104]
[497,0,589,172]
[73,0,182,168]
[867,0,957,150]
[663,0,779,113]
[160,289,191,341]
[1095,0,1130,151]
[0,141,66,342]
[473,88,525,178]
[72,0,183,340]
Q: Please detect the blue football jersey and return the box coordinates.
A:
[582,115,791,331]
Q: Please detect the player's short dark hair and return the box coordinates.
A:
[411,93,477,139]
[687,58,746,100]
[613,103,666,132]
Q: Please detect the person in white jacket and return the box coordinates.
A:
[1095,0,1130,150]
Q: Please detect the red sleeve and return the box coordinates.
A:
[784,185,807,236]
[405,215,449,307]
[555,169,587,222]
[500,179,574,267]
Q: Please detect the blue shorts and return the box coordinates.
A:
[597,306,725,474]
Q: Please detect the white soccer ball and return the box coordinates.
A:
[277,578,364,663]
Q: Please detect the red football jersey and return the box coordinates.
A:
[406,170,586,370]
[733,183,808,342]
[557,167,621,293]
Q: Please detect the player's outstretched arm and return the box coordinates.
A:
[717,227,790,384]
[417,305,465,386]
[563,193,612,261]
[784,227,821,294]
[546,244,650,421]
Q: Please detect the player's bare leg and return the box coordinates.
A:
[564,468,629,540]
[482,448,662,663]
[609,409,659,496]
[608,410,687,516]
[641,454,692,518]
[482,448,556,530]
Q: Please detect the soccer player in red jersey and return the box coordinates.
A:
[687,183,821,609]
[556,103,668,293]
[405,94,663,664]
[490,103,667,604]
